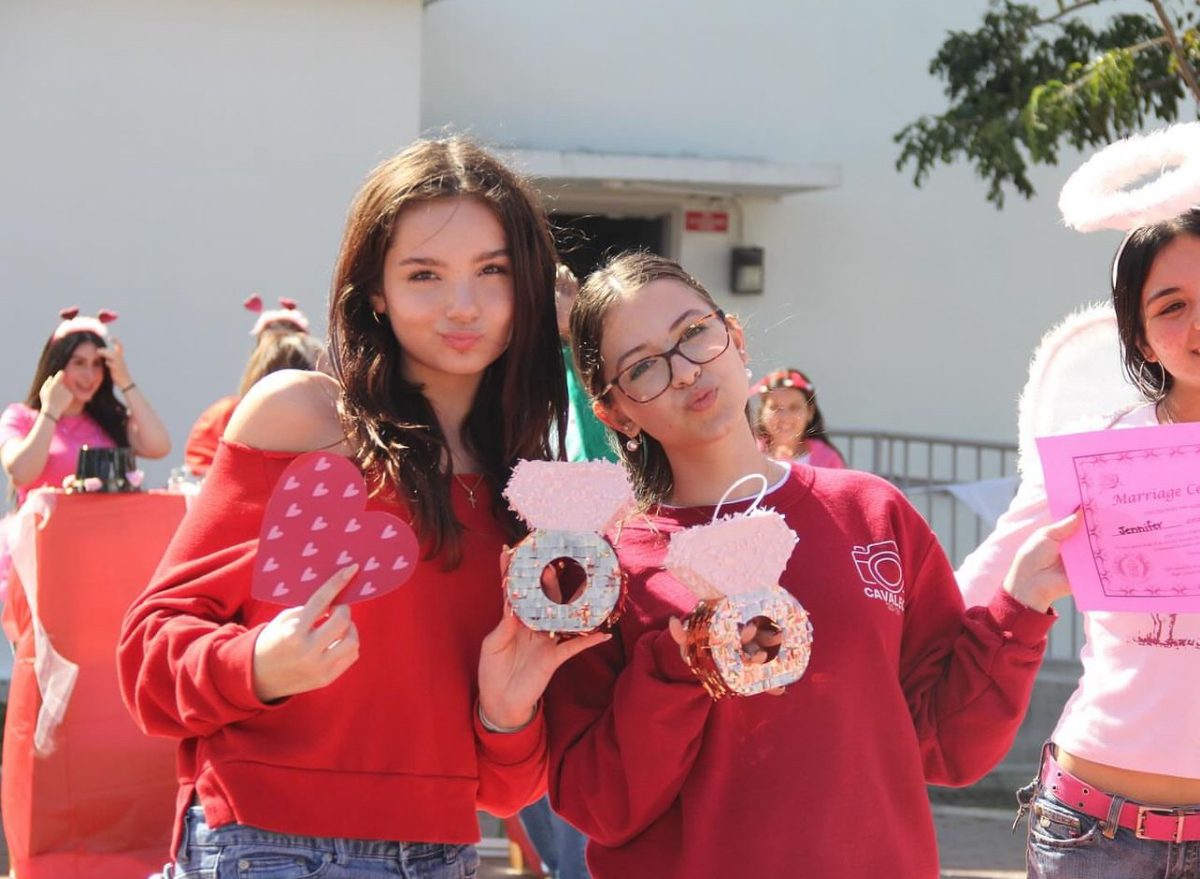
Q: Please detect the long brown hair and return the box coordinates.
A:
[571,252,727,505]
[328,137,566,566]
[237,330,325,396]
[1112,207,1200,401]
[25,330,129,447]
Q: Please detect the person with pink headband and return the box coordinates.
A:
[1,307,171,504]
[183,296,325,477]
[751,367,846,468]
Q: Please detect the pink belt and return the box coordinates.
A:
[1041,751,1200,844]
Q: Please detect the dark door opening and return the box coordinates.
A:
[551,213,668,281]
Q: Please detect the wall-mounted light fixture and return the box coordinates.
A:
[730,246,765,294]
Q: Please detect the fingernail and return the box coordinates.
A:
[342,564,359,577]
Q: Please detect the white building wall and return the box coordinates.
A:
[0,0,423,487]
[422,0,1126,443]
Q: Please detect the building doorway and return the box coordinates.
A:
[551,212,668,280]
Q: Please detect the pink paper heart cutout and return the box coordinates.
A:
[252,452,420,606]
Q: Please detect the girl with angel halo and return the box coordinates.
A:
[960,122,1200,877]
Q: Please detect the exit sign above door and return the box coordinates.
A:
[684,210,729,233]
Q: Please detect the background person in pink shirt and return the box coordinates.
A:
[751,367,846,468]
[0,309,171,505]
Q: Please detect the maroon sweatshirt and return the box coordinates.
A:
[547,463,1053,878]
[118,441,545,855]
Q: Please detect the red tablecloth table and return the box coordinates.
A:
[2,490,186,879]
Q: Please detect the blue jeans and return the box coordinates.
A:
[1025,788,1200,878]
[161,804,480,879]
[518,796,590,879]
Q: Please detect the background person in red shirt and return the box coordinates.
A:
[549,251,1076,878]
[119,137,606,879]
[183,300,325,477]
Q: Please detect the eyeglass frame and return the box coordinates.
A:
[598,309,730,403]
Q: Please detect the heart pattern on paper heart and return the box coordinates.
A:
[251,452,420,606]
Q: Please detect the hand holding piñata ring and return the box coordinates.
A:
[502,460,635,633]
[670,508,813,698]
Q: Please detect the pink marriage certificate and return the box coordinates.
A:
[1037,421,1200,613]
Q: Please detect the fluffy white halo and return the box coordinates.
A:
[1059,122,1200,233]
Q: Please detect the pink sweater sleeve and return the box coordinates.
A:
[0,403,35,449]
[956,474,1052,608]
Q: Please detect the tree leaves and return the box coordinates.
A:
[895,0,1199,208]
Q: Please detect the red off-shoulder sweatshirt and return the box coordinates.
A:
[118,441,545,854]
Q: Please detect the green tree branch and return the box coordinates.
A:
[895,0,1200,207]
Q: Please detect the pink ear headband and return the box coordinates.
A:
[51,306,118,341]
[244,294,311,337]
[751,369,814,397]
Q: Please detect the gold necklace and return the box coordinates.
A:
[454,473,481,508]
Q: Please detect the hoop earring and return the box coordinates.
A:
[1137,359,1165,396]
[372,310,386,325]
[625,433,641,452]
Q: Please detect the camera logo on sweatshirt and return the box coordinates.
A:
[851,540,905,614]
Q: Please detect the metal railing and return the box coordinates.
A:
[828,429,1084,661]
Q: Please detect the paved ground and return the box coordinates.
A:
[478,804,1029,878]
[935,805,1027,879]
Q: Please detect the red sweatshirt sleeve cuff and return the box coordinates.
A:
[984,589,1057,647]
[209,622,285,712]
[649,628,702,684]
[474,698,547,766]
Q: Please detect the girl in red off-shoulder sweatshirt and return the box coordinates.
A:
[118,138,607,879]
[550,252,1077,879]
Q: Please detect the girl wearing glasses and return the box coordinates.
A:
[544,251,1071,878]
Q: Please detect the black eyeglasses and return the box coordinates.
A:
[600,310,730,403]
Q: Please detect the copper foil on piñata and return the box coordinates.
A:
[684,587,813,698]
[505,529,625,633]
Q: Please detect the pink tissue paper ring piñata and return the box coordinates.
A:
[502,460,635,633]
[669,509,813,698]
[683,588,813,699]
[672,509,811,701]
[1058,122,1200,234]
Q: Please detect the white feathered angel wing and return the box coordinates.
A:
[1016,301,1142,481]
